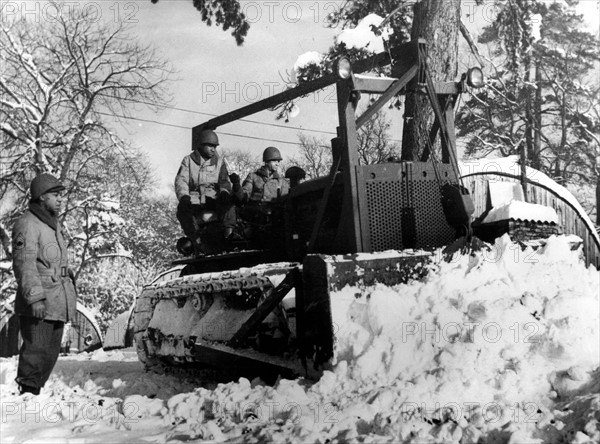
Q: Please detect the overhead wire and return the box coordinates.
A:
[99,95,403,145]
[100,95,338,137]
[98,111,330,148]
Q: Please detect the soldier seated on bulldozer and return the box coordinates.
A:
[175,129,236,256]
[238,146,290,204]
[232,147,291,244]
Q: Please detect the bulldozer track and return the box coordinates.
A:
[133,265,298,374]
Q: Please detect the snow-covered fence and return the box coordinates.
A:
[461,169,600,269]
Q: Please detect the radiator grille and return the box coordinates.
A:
[366,181,407,251]
[413,179,455,248]
[364,166,455,251]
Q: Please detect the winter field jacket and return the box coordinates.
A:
[174,150,232,202]
[242,166,290,203]
[12,211,77,322]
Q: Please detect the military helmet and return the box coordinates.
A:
[30,173,65,201]
[198,130,219,146]
[285,166,306,181]
[263,146,282,162]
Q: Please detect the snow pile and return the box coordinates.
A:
[482,200,559,224]
[326,234,599,442]
[336,13,393,54]
[1,235,598,443]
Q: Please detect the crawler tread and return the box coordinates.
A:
[132,264,298,372]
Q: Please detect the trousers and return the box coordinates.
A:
[176,197,237,236]
[16,316,64,389]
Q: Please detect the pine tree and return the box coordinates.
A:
[457,0,599,219]
[151,0,249,45]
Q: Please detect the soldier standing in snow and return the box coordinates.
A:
[12,173,78,396]
[174,129,237,255]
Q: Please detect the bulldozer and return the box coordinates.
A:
[133,39,483,381]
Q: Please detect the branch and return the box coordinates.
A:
[460,20,485,67]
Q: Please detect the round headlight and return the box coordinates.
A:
[336,57,352,79]
[466,67,484,88]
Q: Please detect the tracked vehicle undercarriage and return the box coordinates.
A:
[133,40,482,381]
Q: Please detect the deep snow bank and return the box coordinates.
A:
[0,235,598,443]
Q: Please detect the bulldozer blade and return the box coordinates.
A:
[300,251,432,369]
[192,340,319,382]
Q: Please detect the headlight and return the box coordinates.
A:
[336,57,352,79]
[466,67,484,88]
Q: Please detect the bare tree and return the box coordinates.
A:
[223,148,261,180]
[296,135,332,179]
[357,110,401,164]
[293,110,400,179]
[0,4,173,259]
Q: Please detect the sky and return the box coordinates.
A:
[108,0,345,194]
[7,0,600,195]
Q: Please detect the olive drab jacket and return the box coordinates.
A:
[174,149,232,202]
[242,166,290,203]
[12,211,77,322]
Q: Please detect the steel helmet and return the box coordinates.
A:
[198,130,219,146]
[263,146,282,162]
[30,173,65,200]
[285,166,306,181]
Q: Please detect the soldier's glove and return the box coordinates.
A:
[229,173,241,184]
[180,195,192,208]
[218,190,231,205]
[31,300,46,319]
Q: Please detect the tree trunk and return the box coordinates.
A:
[0,221,11,261]
[401,0,460,160]
[533,60,542,170]
[596,176,600,226]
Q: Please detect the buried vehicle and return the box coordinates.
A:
[133,40,483,380]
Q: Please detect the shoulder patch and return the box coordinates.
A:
[14,233,25,250]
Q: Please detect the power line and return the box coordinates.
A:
[105,96,338,137]
[99,112,189,130]
[110,97,403,145]
[99,112,327,148]
[101,96,410,147]
[217,130,328,148]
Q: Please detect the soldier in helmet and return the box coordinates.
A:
[234,147,290,248]
[12,173,78,395]
[238,146,290,204]
[175,129,236,255]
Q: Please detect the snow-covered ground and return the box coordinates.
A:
[1,235,598,443]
